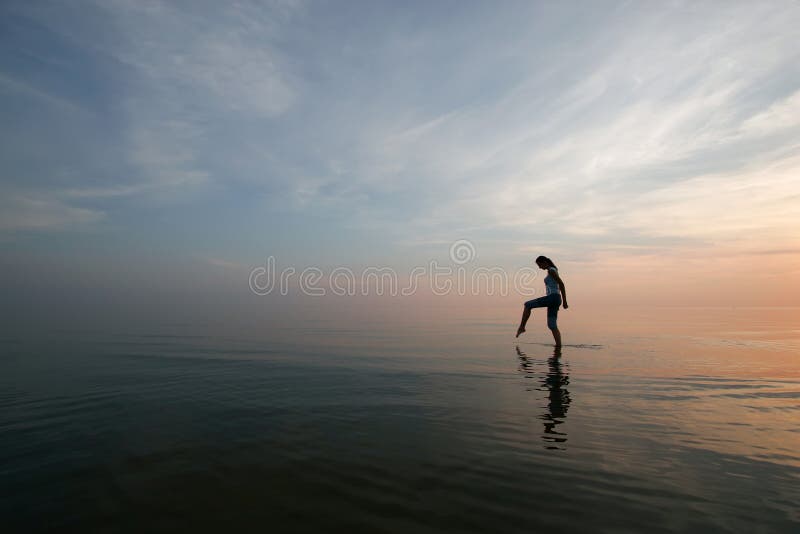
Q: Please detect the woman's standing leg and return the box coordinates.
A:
[547,295,562,347]
[550,327,562,347]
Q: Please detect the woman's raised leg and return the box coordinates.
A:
[516,306,531,337]
[517,296,548,338]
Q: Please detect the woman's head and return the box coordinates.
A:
[535,255,556,270]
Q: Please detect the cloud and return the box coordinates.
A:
[738,89,800,138]
[0,72,87,115]
[206,257,244,270]
[0,191,104,232]
[95,0,300,201]
[99,0,297,118]
[0,0,302,234]
[611,152,800,242]
[306,1,800,256]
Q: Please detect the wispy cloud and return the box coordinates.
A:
[1,0,303,230]
[205,257,244,270]
[311,1,800,257]
[0,190,104,232]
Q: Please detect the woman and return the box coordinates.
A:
[516,255,568,346]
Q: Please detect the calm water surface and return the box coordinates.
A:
[2,307,798,532]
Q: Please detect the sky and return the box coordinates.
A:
[1,0,799,326]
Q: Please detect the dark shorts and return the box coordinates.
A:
[524,293,562,329]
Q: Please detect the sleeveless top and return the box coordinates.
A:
[544,267,560,296]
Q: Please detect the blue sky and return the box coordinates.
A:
[1,1,799,308]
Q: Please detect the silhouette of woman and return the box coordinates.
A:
[516,255,568,347]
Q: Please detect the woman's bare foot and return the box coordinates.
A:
[516,327,525,338]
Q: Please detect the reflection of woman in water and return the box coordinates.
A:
[541,348,570,448]
[516,255,568,347]
[516,345,571,449]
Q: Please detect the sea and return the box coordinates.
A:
[2,305,798,533]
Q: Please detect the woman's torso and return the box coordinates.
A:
[544,267,560,296]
